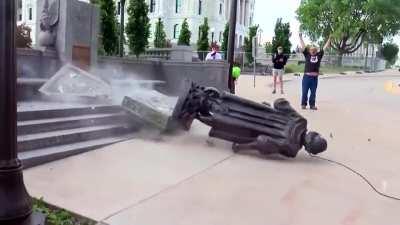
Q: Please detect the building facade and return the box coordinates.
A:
[116,0,255,48]
[17,0,38,44]
[18,0,254,49]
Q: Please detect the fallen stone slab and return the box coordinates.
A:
[39,64,112,99]
[121,89,179,131]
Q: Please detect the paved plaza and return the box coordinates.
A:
[25,70,400,225]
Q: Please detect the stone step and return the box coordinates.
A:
[17,112,130,135]
[18,105,123,121]
[18,124,134,152]
[20,135,135,169]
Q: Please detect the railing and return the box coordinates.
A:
[136,49,386,72]
[142,48,172,60]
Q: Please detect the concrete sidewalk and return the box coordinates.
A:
[25,70,400,225]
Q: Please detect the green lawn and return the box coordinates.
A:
[284,64,362,74]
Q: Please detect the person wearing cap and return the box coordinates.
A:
[272,46,288,94]
[299,32,332,110]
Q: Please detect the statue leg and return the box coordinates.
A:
[233,135,279,155]
[231,140,259,153]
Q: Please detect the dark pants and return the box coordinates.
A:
[302,75,318,107]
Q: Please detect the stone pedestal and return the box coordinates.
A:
[36,0,99,69]
[170,45,193,62]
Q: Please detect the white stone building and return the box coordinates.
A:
[116,0,255,48]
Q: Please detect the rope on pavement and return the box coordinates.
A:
[309,154,400,201]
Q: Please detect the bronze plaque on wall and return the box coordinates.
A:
[72,45,91,70]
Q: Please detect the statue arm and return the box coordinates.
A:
[273,98,297,115]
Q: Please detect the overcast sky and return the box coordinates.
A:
[254,0,400,50]
[254,0,303,48]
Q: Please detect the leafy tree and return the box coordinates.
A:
[154,18,167,48]
[197,18,210,52]
[244,25,259,63]
[96,0,119,55]
[178,18,191,46]
[271,18,291,54]
[221,23,229,57]
[381,42,399,66]
[16,24,32,48]
[126,0,151,58]
[264,41,273,54]
[297,0,400,65]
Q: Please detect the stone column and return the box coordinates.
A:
[225,0,230,20]
[241,0,245,25]
[236,0,241,24]
[244,0,249,26]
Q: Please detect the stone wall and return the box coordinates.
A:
[97,57,230,94]
[16,49,229,100]
[17,48,61,78]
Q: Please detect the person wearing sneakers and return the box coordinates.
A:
[272,46,288,94]
[299,32,332,110]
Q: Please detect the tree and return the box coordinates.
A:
[381,42,399,66]
[243,25,259,63]
[297,0,400,65]
[154,18,167,48]
[126,0,151,58]
[271,18,291,54]
[16,24,32,48]
[197,17,210,59]
[265,41,273,54]
[221,23,229,56]
[96,0,119,55]
[178,18,191,46]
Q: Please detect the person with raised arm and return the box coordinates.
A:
[299,32,332,110]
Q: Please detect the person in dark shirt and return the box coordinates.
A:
[272,46,288,94]
[299,32,332,110]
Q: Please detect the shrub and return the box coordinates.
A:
[16,24,32,48]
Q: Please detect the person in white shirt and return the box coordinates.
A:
[205,46,222,61]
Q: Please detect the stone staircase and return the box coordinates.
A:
[17,104,139,169]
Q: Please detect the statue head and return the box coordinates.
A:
[304,131,327,155]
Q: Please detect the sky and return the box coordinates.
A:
[254,0,303,49]
[254,0,400,51]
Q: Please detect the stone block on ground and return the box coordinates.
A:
[121,89,179,132]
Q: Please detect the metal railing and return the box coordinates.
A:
[136,48,386,72]
[142,48,172,60]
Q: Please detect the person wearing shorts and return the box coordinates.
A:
[272,46,288,94]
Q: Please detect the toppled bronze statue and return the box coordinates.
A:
[173,83,327,158]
